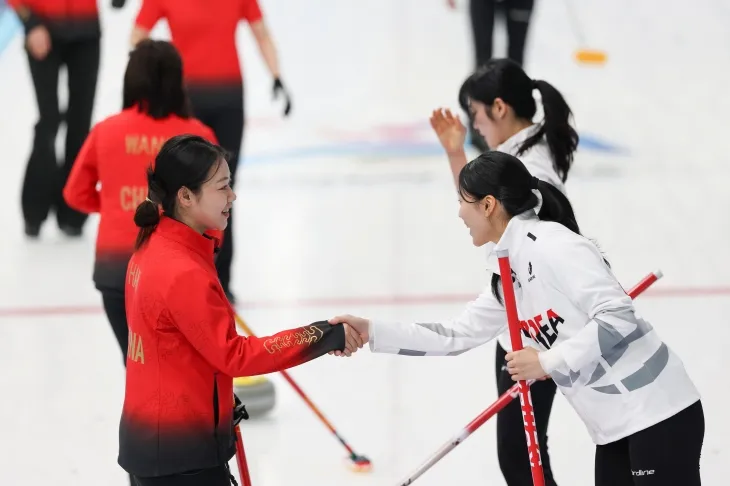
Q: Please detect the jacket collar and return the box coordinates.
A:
[155,216,219,260]
[485,210,539,275]
[495,123,541,156]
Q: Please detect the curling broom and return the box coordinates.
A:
[233,313,372,472]
[395,269,663,485]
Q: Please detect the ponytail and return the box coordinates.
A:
[518,80,579,183]
[489,179,581,305]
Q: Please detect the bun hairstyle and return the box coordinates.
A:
[133,134,229,250]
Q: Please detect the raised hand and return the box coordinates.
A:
[429,108,467,155]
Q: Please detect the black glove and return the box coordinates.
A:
[233,394,249,426]
[272,78,292,117]
[111,0,126,9]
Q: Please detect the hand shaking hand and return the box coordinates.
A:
[328,315,370,357]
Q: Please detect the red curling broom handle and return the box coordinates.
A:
[395,270,662,486]
[496,249,545,486]
[235,424,253,486]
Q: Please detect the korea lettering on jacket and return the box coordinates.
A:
[368,211,700,445]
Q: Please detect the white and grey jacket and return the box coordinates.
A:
[368,211,700,445]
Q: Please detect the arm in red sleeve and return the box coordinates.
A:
[239,0,263,23]
[134,0,164,30]
[63,128,101,214]
[165,270,346,377]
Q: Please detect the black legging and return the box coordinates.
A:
[469,0,535,68]
[594,400,704,486]
[100,288,135,486]
[23,36,99,230]
[187,85,245,297]
[133,464,236,486]
[495,342,559,486]
[101,289,129,366]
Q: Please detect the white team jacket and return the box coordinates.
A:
[492,124,566,352]
[368,211,701,445]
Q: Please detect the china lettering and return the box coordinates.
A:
[264,326,324,354]
[120,186,148,211]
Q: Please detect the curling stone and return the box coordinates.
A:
[233,375,276,417]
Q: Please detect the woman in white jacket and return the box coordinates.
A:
[429,58,579,486]
[330,151,704,486]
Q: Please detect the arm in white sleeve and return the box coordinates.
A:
[537,236,645,375]
[368,286,507,356]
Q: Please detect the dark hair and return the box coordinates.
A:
[123,39,191,119]
[457,151,582,304]
[134,134,228,249]
[458,59,579,183]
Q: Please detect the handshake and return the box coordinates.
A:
[328,314,370,357]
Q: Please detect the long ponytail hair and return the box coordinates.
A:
[458,59,579,183]
[457,151,582,304]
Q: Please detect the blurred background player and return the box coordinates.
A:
[6,0,125,238]
[447,0,536,152]
[129,0,292,303]
[62,39,219,486]
[429,58,579,486]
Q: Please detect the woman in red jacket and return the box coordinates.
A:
[129,0,292,302]
[121,133,360,485]
[63,39,220,366]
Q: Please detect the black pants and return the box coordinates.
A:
[188,85,245,296]
[101,289,129,366]
[101,289,135,486]
[595,400,704,486]
[495,342,559,486]
[23,36,100,230]
[469,0,535,68]
[133,464,235,486]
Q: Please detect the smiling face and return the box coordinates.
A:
[458,192,507,247]
[176,158,236,233]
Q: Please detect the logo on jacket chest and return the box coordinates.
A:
[519,309,564,349]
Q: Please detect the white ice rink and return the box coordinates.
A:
[1,0,729,484]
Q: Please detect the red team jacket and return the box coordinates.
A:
[119,216,346,476]
[134,0,263,86]
[7,0,100,39]
[63,107,220,292]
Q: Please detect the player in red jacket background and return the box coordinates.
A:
[129,0,292,303]
[120,134,362,485]
[63,40,221,369]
